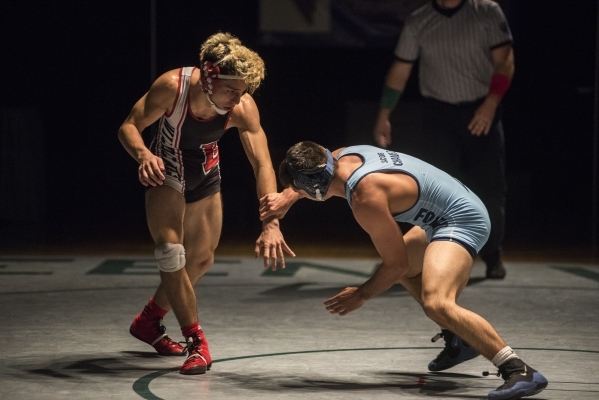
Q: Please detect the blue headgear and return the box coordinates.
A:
[287,149,334,201]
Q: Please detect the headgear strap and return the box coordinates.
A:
[288,149,335,201]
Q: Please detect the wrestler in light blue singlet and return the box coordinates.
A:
[338,145,490,258]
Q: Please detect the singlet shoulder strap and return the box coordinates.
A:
[337,146,370,207]
[165,67,195,121]
[336,146,357,160]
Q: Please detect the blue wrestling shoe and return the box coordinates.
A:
[428,329,480,371]
[487,358,548,400]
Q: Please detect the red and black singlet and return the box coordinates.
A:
[150,67,234,202]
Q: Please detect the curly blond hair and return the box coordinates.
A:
[199,32,265,94]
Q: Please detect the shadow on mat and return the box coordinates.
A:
[254,277,485,302]
[20,353,173,380]
[257,282,410,298]
[216,370,486,398]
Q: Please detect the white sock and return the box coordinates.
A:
[492,346,519,367]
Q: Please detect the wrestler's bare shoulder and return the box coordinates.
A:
[152,69,182,90]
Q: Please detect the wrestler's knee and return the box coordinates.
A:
[421,297,453,325]
[185,252,215,283]
[155,243,186,272]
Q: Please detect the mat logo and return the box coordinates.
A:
[413,207,448,229]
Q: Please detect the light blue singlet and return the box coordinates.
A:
[338,145,490,258]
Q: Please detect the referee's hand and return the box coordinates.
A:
[468,99,498,136]
[374,116,392,148]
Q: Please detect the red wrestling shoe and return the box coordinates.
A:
[130,313,186,356]
[179,330,213,375]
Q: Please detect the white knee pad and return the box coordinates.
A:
[155,243,186,272]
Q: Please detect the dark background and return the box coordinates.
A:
[0,0,597,257]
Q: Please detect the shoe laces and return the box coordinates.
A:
[153,318,167,335]
[431,330,461,358]
[181,334,204,355]
[482,369,501,378]
[431,330,456,345]
[483,359,526,382]
[431,332,444,343]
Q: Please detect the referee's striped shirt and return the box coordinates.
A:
[394,0,513,104]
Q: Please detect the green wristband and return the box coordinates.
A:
[380,85,403,110]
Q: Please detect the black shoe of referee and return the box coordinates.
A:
[486,260,506,279]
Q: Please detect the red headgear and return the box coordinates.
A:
[200,59,241,94]
[200,61,219,94]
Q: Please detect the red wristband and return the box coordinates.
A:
[489,73,511,99]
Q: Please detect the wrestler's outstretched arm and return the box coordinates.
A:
[230,94,295,270]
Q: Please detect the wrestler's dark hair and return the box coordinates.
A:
[279,159,294,189]
[278,141,330,190]
[199,32,265,94]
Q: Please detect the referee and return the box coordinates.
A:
[373,0,513,282]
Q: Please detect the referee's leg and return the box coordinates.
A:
[463,113,507,279]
